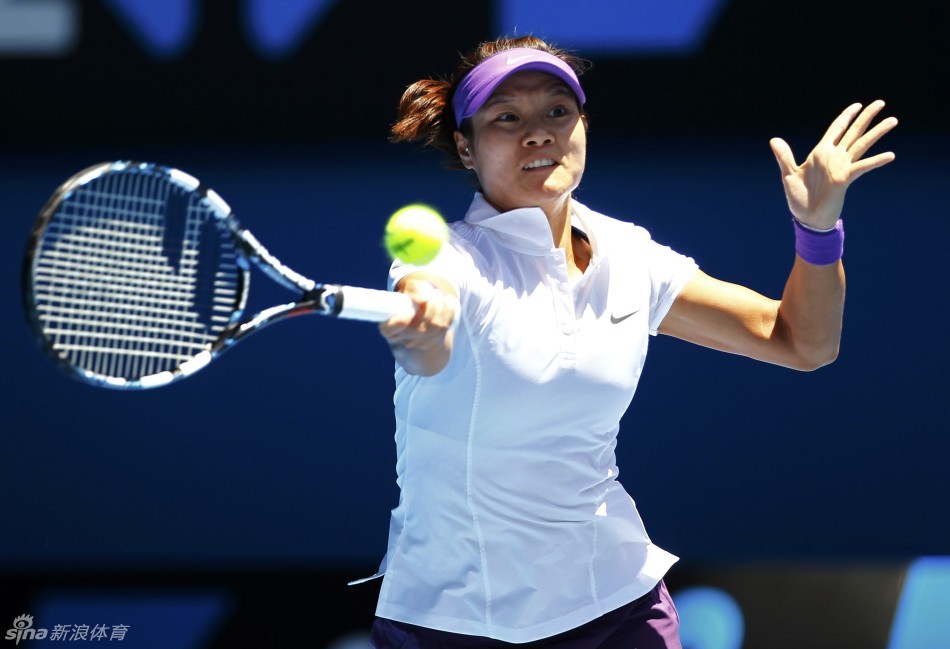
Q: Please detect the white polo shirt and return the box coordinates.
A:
[368,193,698,643]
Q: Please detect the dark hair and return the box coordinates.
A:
[389,35,591,170]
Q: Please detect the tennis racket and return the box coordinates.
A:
[22,160,414,390]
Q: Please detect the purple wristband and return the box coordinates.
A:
[793,218,844,265]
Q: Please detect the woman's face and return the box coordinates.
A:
[455,70,587,215]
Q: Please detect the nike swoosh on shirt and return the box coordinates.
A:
[506,54,535,65]
[609,310,641,324]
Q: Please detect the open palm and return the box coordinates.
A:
[770,100,898,230]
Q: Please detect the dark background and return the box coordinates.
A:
[1,1,947,647]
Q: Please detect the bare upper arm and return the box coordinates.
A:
[658,269,786,363]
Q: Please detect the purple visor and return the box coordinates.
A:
[452,48,586,128]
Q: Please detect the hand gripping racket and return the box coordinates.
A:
[22,161,414,390]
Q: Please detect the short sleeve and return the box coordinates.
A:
[645,240,699,335]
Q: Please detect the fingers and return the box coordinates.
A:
[839,100,896,146]
[378,281,457,349]
[847,111,899,162]
[820,102,864,147]
[803,100,898,184]
[848,151,897,183]
[827,99,898,158]
[779,100,897,163]
[769,137,796,175]
[380,305,452,351]
[836,101,882,149]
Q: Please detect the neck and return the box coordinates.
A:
[542,195,573,250]
[543,197,591,281]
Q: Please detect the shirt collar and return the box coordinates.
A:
[463,192,576,254]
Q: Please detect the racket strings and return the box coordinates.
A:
[31,166,243,382]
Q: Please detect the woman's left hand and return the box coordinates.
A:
[769,100,898,230]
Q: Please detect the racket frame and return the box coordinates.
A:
[22,161,412,390]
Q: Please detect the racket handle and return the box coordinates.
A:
[335,285,415,322]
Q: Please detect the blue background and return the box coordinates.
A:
[1,1,947,647]
[4,134,946,570]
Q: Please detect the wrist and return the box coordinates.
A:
[794,218,838,233]
[793,217,844,265]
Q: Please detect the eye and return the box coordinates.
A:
[495,112,519,123]
[548,104,572,118]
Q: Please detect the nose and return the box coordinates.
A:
[522,120,554,147]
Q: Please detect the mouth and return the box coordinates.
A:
[523,158,556,171]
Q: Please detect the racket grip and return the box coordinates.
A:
[336,286,415,322]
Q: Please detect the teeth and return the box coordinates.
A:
[524,158,555,169]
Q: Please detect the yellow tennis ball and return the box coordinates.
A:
[384,203,448,265]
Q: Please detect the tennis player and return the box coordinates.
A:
[372,34,897,648]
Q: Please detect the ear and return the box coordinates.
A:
[454,130,474,169]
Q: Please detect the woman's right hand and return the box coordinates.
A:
[379,273,459,376]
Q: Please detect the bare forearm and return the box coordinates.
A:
[774,256,846,369]
[389,330,454,376]
[660,264,844,371]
